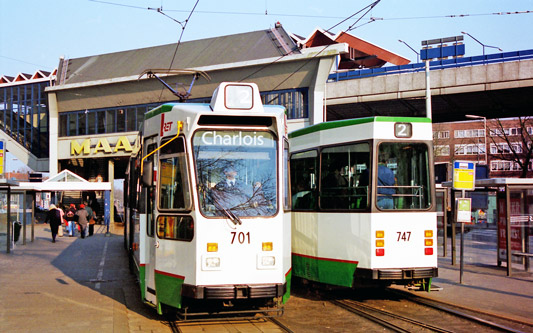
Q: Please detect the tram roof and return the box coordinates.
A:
[288,116,431,139]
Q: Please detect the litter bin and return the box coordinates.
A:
[13,221,22,242]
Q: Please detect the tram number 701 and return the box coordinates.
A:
[397,231,411,242]
[231,231,251,244]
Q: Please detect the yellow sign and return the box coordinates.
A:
[70,136,134,156]
[452,161,475,190]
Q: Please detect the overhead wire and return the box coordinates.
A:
[88,1,533,21]
[252,1,383,101]
[156,0,200,102]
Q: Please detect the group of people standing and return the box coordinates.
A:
[44,202,97,243]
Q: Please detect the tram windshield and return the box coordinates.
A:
[376,142,432,210]
[193,130,278,218]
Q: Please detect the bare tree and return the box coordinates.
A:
[487,116,533,178]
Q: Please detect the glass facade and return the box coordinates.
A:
[58,88,309,137]
[59,103,155,137]
[0,82,49,158]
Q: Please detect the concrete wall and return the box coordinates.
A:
[326,59,533,105]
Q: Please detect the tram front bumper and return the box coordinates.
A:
[359,267,438,280]
[182,283,286,300]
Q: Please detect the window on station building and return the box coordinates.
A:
[106,109,116,133]
[0,81,49,157]
[58,87,309,138]
[59,104,158,137]
[78,112,87,135]
[87,111,96,134]
[261,88,308,119]
[117,109,126,132]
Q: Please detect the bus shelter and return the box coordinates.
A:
[442,178,533,276]
[4,170,111,253]
[0,179,19,253]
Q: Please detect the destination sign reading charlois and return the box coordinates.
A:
[198,131,273,147]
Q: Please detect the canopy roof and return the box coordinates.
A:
[16,170,111,191]
[291,28,409,69]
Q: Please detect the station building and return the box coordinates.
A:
[1,24,408,220]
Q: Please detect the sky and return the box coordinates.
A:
[1,0,533,77]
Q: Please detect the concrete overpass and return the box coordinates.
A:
[325,50,533,123]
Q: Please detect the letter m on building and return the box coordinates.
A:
[71,139,91,155]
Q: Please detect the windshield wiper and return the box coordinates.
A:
[210,193,242,225]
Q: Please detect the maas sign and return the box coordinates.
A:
[58,135,137,159]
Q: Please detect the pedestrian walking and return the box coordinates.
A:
[57,205,65,237]
[85,202,95,236]
[65,204,77,237]
[76,204,89,239]
[44,204,62,243]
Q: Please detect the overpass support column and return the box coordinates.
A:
[309,56,337,125]
[109,159,114,226]
[48,92,59,176]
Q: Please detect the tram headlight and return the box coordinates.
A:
[203,256,221,270]
[261,256,276,267]
[257,254,276,269]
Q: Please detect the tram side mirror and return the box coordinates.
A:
[142,160,153,186]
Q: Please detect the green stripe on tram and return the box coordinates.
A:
[144,104,176,120]
[292,254,358,288]
[288,116,431,139]
[154,272,185,311]
[139,265,146,300]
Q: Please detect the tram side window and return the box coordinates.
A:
[320,143,370,210]
[283,139,290,211]
[290,150,318,210]
[158,137,191,210]
[144,143,157,237]
[377,142,432,210]
[157,215,194,241]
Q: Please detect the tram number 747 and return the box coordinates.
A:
[231,231,251,244]
[397,231,411,242]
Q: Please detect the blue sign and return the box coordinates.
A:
[421,44,465,60]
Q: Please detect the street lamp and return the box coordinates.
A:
[461,31,503,58]
[465,114,488,166]
[398,39,420,63]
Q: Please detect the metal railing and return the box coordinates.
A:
[328,49,533,82]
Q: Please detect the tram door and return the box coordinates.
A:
[143,139,158,305]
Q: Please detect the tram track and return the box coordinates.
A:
[331,298,454,332]
[165,312,294,333]
[329,289,531,333]
[388,287,533,333]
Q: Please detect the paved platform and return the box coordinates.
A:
[398,256,533,326]
[0,223,168,332]
[1,223,532,332]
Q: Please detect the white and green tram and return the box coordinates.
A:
[289,117,437,289]
[124,82,291,316]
